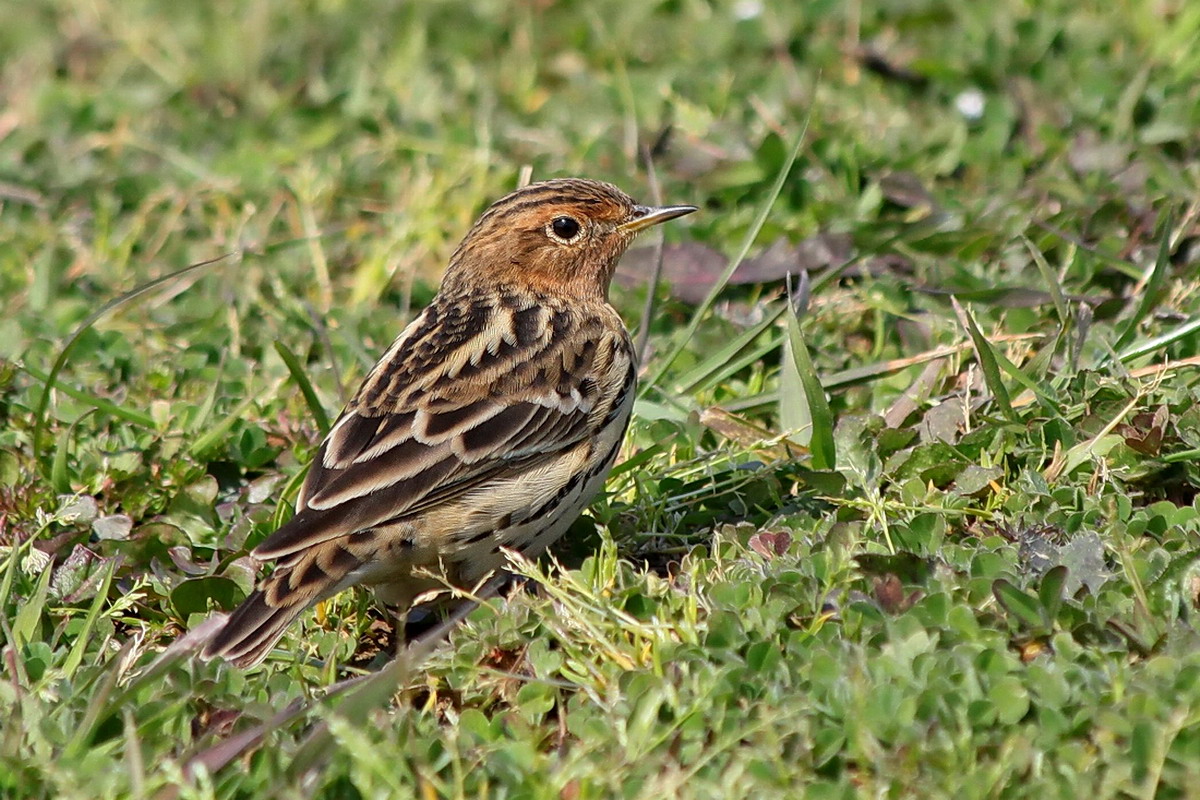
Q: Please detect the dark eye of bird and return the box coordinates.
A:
[550,216,581,241]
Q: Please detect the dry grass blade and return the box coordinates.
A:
[1043,396,1138,483]
[280,576,508,786]
[883,358,946,428]
[699,406,805,459]
[823,334,1043,389]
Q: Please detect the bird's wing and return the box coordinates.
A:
[253,292,633,561]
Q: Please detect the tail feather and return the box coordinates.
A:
[201,543,364,667]
[201,588,311,667]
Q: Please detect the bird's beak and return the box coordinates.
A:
[619,204,698,233]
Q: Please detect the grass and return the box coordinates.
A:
[3,0,1200,796]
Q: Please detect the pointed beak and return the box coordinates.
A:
[618,204,698,233]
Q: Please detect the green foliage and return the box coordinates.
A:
[3,0,1200,797]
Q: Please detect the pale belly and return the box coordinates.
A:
[356,393,633,608]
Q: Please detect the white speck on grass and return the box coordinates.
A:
[733,1,763,20]
[955,89,985,120]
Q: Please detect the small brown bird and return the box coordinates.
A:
[203,178,695,666]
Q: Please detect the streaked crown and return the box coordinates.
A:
[441,179,696,300]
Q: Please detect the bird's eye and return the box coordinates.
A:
[548,216,582,242]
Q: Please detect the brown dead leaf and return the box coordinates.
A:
[1117,404,1169,456]
[1017,638,1052,663]
[871,574,922,614]
[749,530,793,560]
[736,234,853,283]
[699,406,804,459]
[349,617,397,669]
[191,702,243,741]
[616,234,853,304]
[879,171,938,212]
[855,45,929,89]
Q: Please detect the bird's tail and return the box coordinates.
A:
[200,588,309,667]
[201,546,363,668]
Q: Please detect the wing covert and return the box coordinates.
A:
[255,292,632,561]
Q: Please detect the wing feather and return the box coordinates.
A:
[254,292,632,562]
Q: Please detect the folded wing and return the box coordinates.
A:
[253,291,630,562]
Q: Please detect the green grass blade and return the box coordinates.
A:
[673,304,787,395]
[11,558,54,646]
[183,355,227,439]
[281,655,418,784]
[692,332,789,396]
[781,302,835,469]
[0,533,37,622]
[1023,235,1069,327]
[188,394,260,459]
[61,559,116,679]
[644,122,809,393]
[274,340,332,435]
[633,143,667,363]
[20,364,156,429]
[609,440,672,479]
[1117,315,1200,363]
[63,637,137,760]
[49,409,98,495]
[1038,564,1068,622]
[1032,219,1144,280]
[273,467,309,529]
[50,424,75,496]
[1112,209,1174,354]
[951,297,1019,424]
[989,346,1064,415]
[993,578,1047,630]
[31,253,234,472]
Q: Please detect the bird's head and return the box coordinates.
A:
[443,178,696,299]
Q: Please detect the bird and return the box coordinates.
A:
[202,178,696,667]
